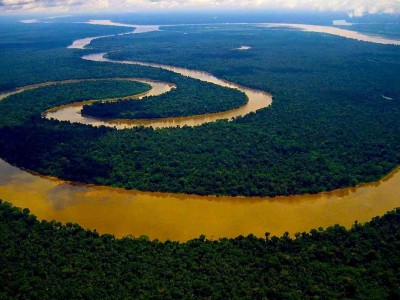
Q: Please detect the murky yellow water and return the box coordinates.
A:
[1,158,399,241]
[1,21,399,242]
[44,78,175,127]
[43,53,272,129]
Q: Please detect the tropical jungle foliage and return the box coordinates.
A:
[0,80,151,126]
[1,200,400,299]
[82,79,247,119]
[1,17,400,300]
[0,22,399,196]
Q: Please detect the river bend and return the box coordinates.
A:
[0,20,399,241]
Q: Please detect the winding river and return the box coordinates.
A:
[45,53,272,128]
[1,20,400,241]
[68,20,160,50]
[1,159,399,241]
[0,78,174,102]
[43,78,176,127]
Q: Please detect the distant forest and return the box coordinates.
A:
[1,200,400,299]
[0,22,399,196]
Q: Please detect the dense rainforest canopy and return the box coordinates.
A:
[1,17,400,300]
[1,200,400,299]
[81,79,248,119]
[0,22,399,197]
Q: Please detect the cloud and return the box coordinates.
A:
[1,0,400,16]
[1,0,109,12]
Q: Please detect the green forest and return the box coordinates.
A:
[0,23,399,196]
[1,200,400,299]
[1,17,400,300]
[82,79,247,119]
[0,80,151,126]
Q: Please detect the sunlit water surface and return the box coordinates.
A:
[1,159,399,241]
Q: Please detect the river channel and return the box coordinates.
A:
[1,20,399,241]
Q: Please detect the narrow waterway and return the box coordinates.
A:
[43,53,272,128]
[43,78,175,127]
[68,21,160,49]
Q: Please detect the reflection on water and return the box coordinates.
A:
[1,158,399,241]
[263,23,400,46]
[68,21,160,49]
[234,46,252,50]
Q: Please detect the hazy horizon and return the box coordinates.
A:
[1,0,400,18]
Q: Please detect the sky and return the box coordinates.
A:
[1,0,400,17]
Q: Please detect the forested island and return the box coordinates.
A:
[1,200,399,299]
[81,79,247,119]
[0,23,399,196]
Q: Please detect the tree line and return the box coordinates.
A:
[1,200,400,299]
